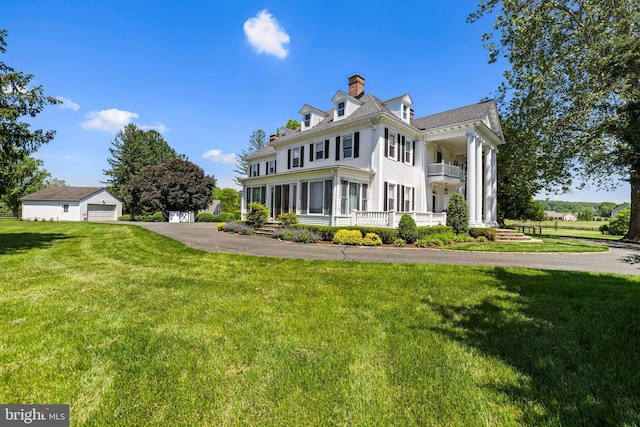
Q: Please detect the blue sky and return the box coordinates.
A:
[3,0,629,203]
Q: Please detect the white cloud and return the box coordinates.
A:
[81,109,139,133]
[56,96,80,111]
[243,10,290,59]
[202,149,236,164]
[140,123,168,133]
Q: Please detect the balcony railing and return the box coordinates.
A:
[349,211,447,228]
[427,162,463,180]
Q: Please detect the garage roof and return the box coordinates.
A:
[21,187,111,202]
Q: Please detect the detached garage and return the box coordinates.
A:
[21,187,123,222]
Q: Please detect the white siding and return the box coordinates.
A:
[22,201,80,221]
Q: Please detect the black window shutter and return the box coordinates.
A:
[287,149,291,169]
[397,134,401,161]
[309,143,314,162]
[274,160,276,174]
[401,135,406,162]
[324,139,329,159]
[384,128,389,157]
[412,141,416,166]
[257,163,260,176]
[384,181,388,211]
[396,185,401,211]
[401,186,405,211]
[354,132,360,158]
[300,146,305,168]
[335,136,341,161]
[265,162,268,176]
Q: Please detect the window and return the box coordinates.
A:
[315,141,324,160]
[304,113,311,127]
[246,186,266,208]
[292,147,301,168]
[402,104,408,120]
[250,163,259,177]
[388,133,396,159]
[337,101,345,117]
[63,204,69,213]
[404,186,413,212]
[343,134,353,158]
[341,181,368,214]
[405,141,412,164]
[388,184,396,211]
[301,180,333,215]
[267,160,276,174]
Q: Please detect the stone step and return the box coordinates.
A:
[255,222,281,236]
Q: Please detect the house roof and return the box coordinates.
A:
[21,186,111,202]
[412,100,496,130]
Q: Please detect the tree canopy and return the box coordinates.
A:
[233,129,267,185]
[0,29,59,196]
[127,158,216,215]
[469,0,640,240]
[103,123,183,214]
[213,187,240,213]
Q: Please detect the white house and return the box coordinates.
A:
[21,187,122,221]
[544,211,577,221]
[240,75,505,228]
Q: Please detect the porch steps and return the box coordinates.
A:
[494,228,540,243]
[255,222,281,237]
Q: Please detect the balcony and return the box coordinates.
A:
[427,162,463,185]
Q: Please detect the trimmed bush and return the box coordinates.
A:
[333,229,363,245]
[218,212,235,222]
[277,212,298,226]
[118,214,131,221]
[196,212,216,222]
[394,238,406,247]
[416,226,452,239]
[446,193,469,234]
[149,211,166,222]
[362,233,383,246]
[246,203,268,228]
[398,214,418,243]
[217,223,226,231]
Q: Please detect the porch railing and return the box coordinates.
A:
[427,162,463,180]
[350,211,447,228]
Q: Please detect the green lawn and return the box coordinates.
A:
[448,238,608,252]
[1,221,639,426]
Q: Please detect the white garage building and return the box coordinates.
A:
[21,187,123,222]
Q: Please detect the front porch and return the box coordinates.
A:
[297,210,447,228]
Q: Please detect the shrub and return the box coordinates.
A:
[233,210,242,220]
[277,212,298,226]
[196,212,215,222]
[438,232,455,245]
[362,233,383,246]
[446,193,469,234]
[246,203,268,228]
[397,214,418,243]
[609,208,630,236]
[218,212,235,222]
[150,211,166,222]
[416,226,453,239]
[222,221,239,232]
[478,236,488,243]
[333,229,363,245]
[599,223,610,234]
[217,223,226,231]
[416,237,433,248]
[394,238,406,247]
[432,238,444,246]
[453,233,474,243]
[293,228,321,243]
[236,223,254,235]
[469,228,497,241]
[118,214,131,221]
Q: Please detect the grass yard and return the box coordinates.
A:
[448,238,608,252]
[1,221,639,426]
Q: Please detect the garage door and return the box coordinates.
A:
[87,204,117,221]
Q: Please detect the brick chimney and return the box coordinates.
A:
[348,74,365,97]
[410,108,414,120]
[269,134,279,143]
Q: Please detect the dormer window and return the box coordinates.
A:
[337,102,345,117]
[304,113,311,127]
[402,104,408,120]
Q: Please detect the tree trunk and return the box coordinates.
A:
[624,175,640,242]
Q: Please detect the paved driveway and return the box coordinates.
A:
[128,222,640,276]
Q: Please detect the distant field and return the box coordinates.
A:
[504,219,623,240]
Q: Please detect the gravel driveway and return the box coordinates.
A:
[127,222,640,276]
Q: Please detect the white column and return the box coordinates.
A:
[491,146,498,226]
[484,145,493,227]
[465,132,476,225]
[475,136,483,226]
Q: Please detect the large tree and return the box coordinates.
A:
[127,159,216,216]
[469,0,640,241]
[103,123,182,215]
[1,156,65,216]
[213,187,240,213]
[0,29,59,196]
[233,129,267,185]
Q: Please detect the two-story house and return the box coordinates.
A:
[240,75,504,228]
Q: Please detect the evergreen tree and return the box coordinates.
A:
[233,129,267,185]
[446,193,469,234]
